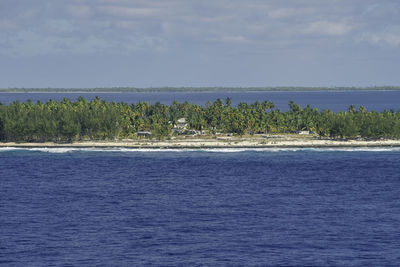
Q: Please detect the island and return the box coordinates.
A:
[1,97,400,148]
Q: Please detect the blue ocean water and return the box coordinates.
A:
[1,148,400,266]
[1,90,400,111]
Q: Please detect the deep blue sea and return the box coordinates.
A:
[1,90,400,111]
[1,148,400,266]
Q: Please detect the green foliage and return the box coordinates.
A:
[0,98,399,142]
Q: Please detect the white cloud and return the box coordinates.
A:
[0,20,17,30]
[66,5,93,18]
[1,0,399,57]
[215,35,250,44]
[97,6,162,18]
[267,7,315,19]
[114,20,138,30]
[304,21,353,36]
[362,33,400,47]
[0,30,167,56]
[46,20,76,33]
[18,8,39,20]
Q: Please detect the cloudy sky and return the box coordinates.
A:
[1,0,400,88]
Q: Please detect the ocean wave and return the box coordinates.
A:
[304,147,400,152]
[202,148,303,153]
[0,147,25,152]
[14,147,203,153]
[2,146,400,154]
[27,147,83,153]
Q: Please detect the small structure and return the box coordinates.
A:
[297,130,311,135]
[176,118,187,129]
[137,131,151,137]
[172,118,188,134]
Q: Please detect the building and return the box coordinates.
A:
[176,118,187,129]
[297,130,311,135]
[137,131,151,137]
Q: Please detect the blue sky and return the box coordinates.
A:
[1,0,400,88]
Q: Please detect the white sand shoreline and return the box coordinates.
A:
[2,136,400,148]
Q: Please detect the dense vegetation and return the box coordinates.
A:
[0,97,399,142]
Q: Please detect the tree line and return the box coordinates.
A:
[0,97,399,142]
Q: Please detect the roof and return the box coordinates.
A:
[137,131,151,134]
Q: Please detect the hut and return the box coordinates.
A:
[137,131,152,137]
[177,118,187,129]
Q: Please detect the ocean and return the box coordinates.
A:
[1,90,400,111]
[1,148,400,266]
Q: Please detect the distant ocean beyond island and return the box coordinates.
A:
[1,86,400,92]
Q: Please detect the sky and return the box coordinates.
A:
[1,0,400,88]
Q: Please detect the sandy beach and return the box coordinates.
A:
[1,135,400,148]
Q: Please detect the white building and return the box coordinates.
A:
[176,118,187,129]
